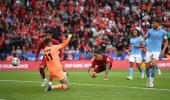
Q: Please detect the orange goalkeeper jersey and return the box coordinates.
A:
[43,45,64,79]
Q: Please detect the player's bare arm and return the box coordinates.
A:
[61,34,72,48]
[162,38,168,57]
[88,66,96,78]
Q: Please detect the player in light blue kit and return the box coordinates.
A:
[126,29,144,80]
[144,18,168,88]
[145,39,162,76]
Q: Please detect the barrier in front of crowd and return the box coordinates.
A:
[0,60,170,70]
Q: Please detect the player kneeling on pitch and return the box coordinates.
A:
[88,54,113,80]
[43,34,72,91]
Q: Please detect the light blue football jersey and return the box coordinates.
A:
[145,28,167,52]
[130,37,142,55]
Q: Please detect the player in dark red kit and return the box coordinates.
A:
[88,54,113,80]
[35,33,66,87]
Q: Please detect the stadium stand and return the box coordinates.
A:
[0,0,169,61]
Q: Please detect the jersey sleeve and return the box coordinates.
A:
[105,56,113,63]
[144,39,148,46]
[145,29,150,39]
[54,44,62,50]
[140,37,144,45]
[91,60,97,68]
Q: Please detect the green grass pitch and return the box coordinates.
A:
[0,70,170,100]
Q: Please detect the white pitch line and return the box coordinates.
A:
[71,83,170,92]
[0,80,40,83]
[0,80,170,92]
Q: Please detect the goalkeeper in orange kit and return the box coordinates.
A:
[43,34,72,91]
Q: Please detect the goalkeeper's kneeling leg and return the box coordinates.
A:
[51,83,69,90]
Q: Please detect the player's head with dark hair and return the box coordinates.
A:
[44,38,52,46]
[38,32,53,40]
[152,18,160,23]
[151,18,161,29]
[131,29,140,37]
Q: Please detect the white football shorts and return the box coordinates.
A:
[129,54,142,63]
[145,51,160,62]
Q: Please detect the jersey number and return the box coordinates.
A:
[44,53,53,61]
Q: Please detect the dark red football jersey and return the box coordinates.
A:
[91,55,113,73]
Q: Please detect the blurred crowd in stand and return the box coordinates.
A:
[0,0,169,61]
